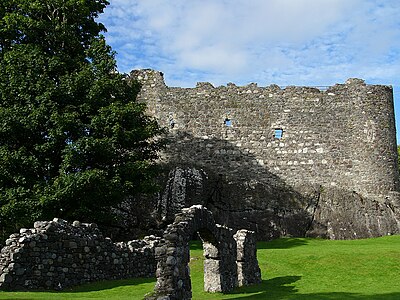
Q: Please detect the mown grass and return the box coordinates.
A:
[0,235,399,299]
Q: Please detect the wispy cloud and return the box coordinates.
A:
[99,0,400,88]
[99,0,400,140]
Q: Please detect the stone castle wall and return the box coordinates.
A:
[129,70,400,240]
[0,218,159,290]
[132,70,398,198]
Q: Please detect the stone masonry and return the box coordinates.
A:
[0,207,260,296]
[146,205,261,300]
[0,218,160,290]
[130,70,400,240]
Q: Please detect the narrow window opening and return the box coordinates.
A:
[274,128,283,139]
[169,118,175,128]
[224,118,232,127]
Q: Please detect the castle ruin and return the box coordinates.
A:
[0,206,261,298]
[131,69,400,240]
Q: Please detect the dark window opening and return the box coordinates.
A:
[224,118,232,127]
[274,128,283,139]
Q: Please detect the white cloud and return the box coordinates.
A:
[100,0,400,87]
[98,0,400,140]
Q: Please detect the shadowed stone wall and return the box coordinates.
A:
[130,70,400,240]
[0,218,160,290]
[234,229,261,286]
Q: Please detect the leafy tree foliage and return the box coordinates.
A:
[0,0,164,239]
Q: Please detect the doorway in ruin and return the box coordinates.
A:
[193,228,237,294]
[147,206,237,299]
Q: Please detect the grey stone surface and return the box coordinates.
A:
[0,218,160,290]
[307,187,400,239]
[130,69,400,240]
[147,205,261,300]
[234,229,262,286]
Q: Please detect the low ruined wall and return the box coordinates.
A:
[0,218,160,290]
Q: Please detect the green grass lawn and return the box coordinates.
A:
[0,235,399,299]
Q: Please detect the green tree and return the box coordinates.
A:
[0,0,164,239]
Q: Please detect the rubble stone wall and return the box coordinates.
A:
[0,218,160,290]
[132,70,398,198]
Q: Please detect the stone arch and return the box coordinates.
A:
[147,205,260,300]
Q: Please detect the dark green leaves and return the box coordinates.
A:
[0,0,163,239]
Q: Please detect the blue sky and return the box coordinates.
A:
[99,0,400,143]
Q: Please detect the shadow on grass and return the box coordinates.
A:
[226,276,400,300]
[0,277,156,300]
[226,275,300,299]
[190,240,204,250]
[228,291,400,300]
[293,293,400,300]
[257,238,309,249]
[60,277,156,293]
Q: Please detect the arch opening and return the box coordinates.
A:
[146,205,261,300]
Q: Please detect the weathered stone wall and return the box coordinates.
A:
[132,70,398,197]
[234,229,261,286]
[0,218,160,290]
[130,70,400,240]
[147,205,261,300]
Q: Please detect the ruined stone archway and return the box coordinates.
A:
[146,205,261,300]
